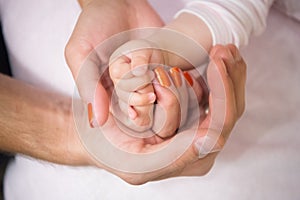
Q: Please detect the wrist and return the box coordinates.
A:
[145,13,213,69]
[48,95,93,166]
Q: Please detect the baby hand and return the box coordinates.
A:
[109,39,165,131]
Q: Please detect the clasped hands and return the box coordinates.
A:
[65,0,246,185]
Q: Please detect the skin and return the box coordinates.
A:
[108,11,214,137]
[0,44,246,185]
[65,0,213,127]
[65,0,164,126]
[63,0,246,183]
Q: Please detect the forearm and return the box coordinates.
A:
[0,73,86,165]
[146,0,273,69]
[175,0,273,47]
[146,13,213,70]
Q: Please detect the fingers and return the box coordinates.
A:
[114,70,155,91]
[109,55,133,79]
[195,48,237,156]
[129,84,155,128]
[152,81,180,138]
[226,44,247,118]
[130,49,152,76]
[112,67,155,127]
[170,68,188,126]
[109,44,157,130]
[152,67,193,138]
[71,50,109,127]
[194,44,246,157]
[110,39,160,77]
[210,44,246,118]
[109,39,162,129]
[116,88,156,106]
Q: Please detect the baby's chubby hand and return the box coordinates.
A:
[109,39,206,137]
[109,39,166,130]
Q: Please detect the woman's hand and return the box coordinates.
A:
[67,44,246,184]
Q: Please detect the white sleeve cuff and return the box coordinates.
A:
[174,0,273,47]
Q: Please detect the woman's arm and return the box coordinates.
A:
[0,73,87,165]
[144,0,274,69]
[174,0,274,47]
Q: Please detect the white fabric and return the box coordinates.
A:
[175,0,274,47]
[1,0,300,199]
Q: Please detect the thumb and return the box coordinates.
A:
[67,45,109,127]
[195,56,236,157]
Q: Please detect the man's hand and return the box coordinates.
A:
[65,0,164,126]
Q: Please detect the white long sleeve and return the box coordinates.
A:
[175,0,274,47]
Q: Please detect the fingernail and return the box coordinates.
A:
[154,66,171,87]
[169,67,182,88]
[87,103,95,128]
[148,92,156,103]
[183,71,193,86]
[132,65,148,76]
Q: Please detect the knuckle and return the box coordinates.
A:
[109,66,119,79]
[226,44,238,52]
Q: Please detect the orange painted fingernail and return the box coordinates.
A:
[87,103,94,128]
[170,67,182,87]
[154,66,171,87]
[172,67,181,72]
[183,71,193,86]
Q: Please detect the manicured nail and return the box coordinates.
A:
[171,67,181,72]
[154,66,171,87]
[87,103,95,128]
[183,71,193,86]
[169,67,182,88]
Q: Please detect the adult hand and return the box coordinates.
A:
[65,0,164,126]
[68,44,246,184]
